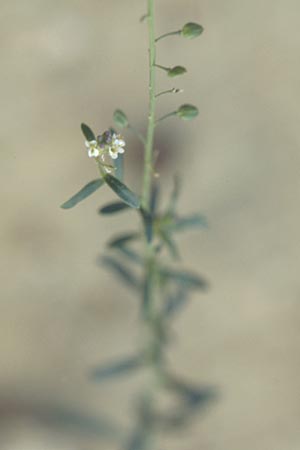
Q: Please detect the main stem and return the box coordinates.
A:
[142,0,156,212]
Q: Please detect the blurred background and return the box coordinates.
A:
[1,0,300,448]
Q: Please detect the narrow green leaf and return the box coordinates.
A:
[142,260,157,317]
[113,109,129,128]
[150,183,160,215]
[81,123,96,141]
[61,179,104,209]
[104,174,140,209]
[99,201,130,215]
[102,256,140,290]
[167,377,217,411]
[113,245,142,264]
[173,213,208,231]
[114,152,124,181]
[177,104,199,120]
[163,287,188,317]
[168,175,181,216]
[91,355,142,382]
[181,22,204,39]
[108,232,140,248]
[160,377,217,429]
[167,66,187,77]
[160,230,180,260]
[162,268,208,290]
[43,406,122,439]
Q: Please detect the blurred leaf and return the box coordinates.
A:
[167,65,187,77]
[104,174,140,209]
[172,213,208,232]
[91,355,142,382]
[81,123,96,141]
[168,175,181,216]
[140,207,153,243]
[113,109,129,128]
[142,276,150,316]
[108,232,140,248]
[124,428,148,450]
[159,377,217,429]
[162,287,188,317]
[177,104,199,120]
[112,244,142,265]
[102,256,140,290]
[160,230,180,260]
[41,406,123,439]
[99,201,130,215]
[114,152,124,181]
[181,22,204,39]
[150,183,160,215]
[61,179,104,209]
[162,268,208,290]
[168,378,217,410]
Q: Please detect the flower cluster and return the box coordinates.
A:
[85,130,125,172]
[98,130,125,160]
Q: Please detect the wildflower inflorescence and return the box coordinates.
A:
[85,129,126,173]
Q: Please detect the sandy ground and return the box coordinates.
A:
[1,0,300,449]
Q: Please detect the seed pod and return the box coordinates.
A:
[177,104,199,120]
[113,109,129,128]
[181,22,204,39]
[167,66,187,77]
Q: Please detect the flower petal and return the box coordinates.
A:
[109,148,118,159]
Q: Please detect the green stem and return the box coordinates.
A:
[154,63,169,72]
[155,88,182,98]
[155,111,177,124]
[142,0,156,212]
[155,30,181,42]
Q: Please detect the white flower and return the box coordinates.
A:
[108,134,126,159]
[85,140,100,158]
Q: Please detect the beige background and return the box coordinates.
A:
[1,0,300,449]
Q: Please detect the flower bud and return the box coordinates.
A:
[177,104,199,120]
[181,22,204,39]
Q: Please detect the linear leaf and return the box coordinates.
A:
[140,207,153,243]
[91,355,142,382]
[159,381,216,429]
[173,213,208,231]
[160,230,180,260]
[114,153,124,181]
[61,179,104,209]
[168,377,217,410]
[108,232,140,248]
[101,256,140,290]
[99,201,130,215]
[162,268,208,290]
[114,246,142,264]
[42,406,122,439]
[81,123,96,141]
[150,183,160,215]
[104,174,140,209]
[163,287,188,317]
[168,175,181,216]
